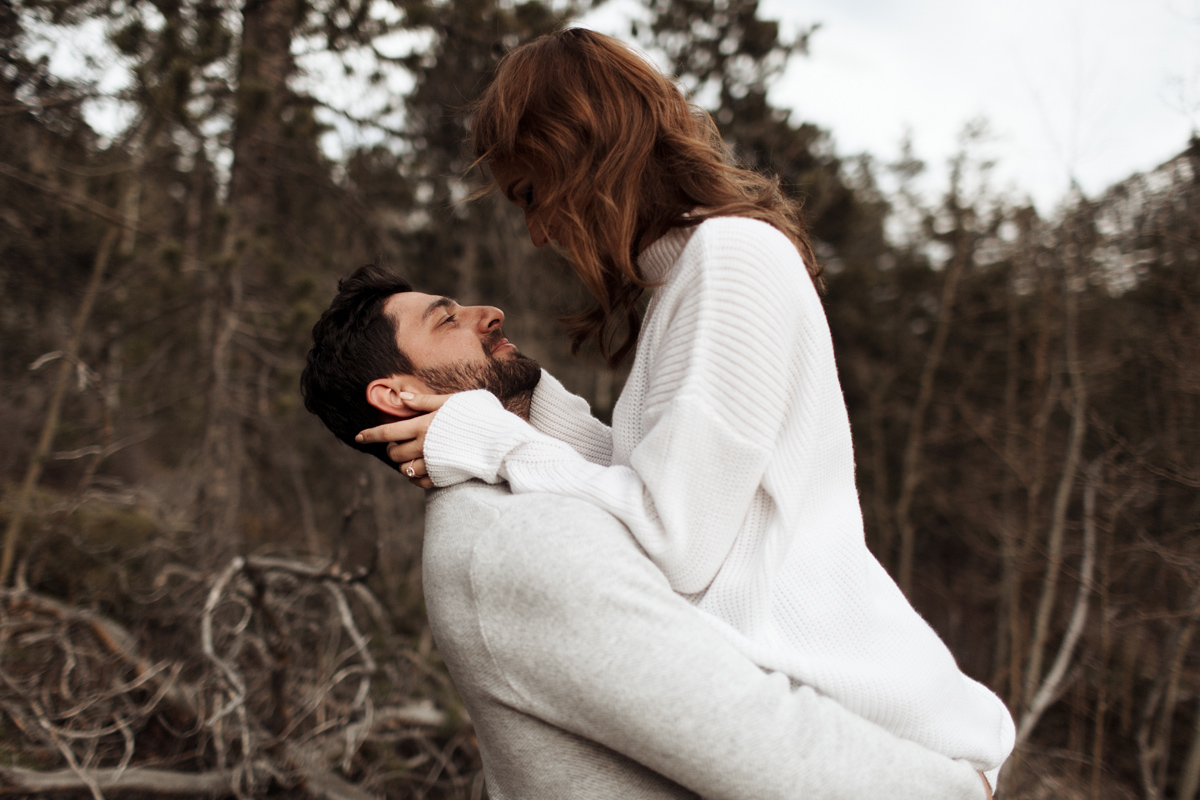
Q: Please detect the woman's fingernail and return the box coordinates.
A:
[355,434,364,442]
[399,392,414,400]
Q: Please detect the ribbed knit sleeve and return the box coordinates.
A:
[424,219,810,595]
[528,369,613,465]
[424,389,686,566]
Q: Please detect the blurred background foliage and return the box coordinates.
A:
[1,0,1197,797]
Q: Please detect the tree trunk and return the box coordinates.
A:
[997,257,1022,699]
[1015,460,1098,746]
[198,0,301,548]
[1179,697,1200,800]
[1137,583,1200,800]
[0,225,119,586]
[1023,224,1089,708]
[895,227,968,594]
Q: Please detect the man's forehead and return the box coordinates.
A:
[383,291,449,330]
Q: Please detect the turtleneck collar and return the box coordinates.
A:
[637,224,698,284]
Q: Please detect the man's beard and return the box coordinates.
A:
[414,333,541,418]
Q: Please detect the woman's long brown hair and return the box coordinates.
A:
[470,27,821,366]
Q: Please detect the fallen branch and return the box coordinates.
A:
[0,762,376,800]
[1,568,455,799]
[0,765,234,796]
[373,703,448,729]
[0,589,200,722]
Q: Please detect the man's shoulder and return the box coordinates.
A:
[423,482,650,607]
[427,482,623,538]
[426,480,508,523]
[426,480,563,523]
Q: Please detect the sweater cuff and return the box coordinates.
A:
[424,390,533,487]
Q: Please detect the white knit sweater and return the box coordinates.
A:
[424,217,1016,778]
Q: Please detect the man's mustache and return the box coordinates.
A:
[481,328,509,356]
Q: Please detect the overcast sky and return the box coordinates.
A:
[31,0,1198,214]
[580,0,1200,212]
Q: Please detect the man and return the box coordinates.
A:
[301,264,989,800]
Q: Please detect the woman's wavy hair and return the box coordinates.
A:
[470,27,821,366]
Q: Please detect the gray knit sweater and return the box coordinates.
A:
[422,480,986,800]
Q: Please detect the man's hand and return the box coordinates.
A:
[356,392,452,488]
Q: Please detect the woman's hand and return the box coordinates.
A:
[400,458,432,489]
[356,392,453,488]
[978,772,993,800]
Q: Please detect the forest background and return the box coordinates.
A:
[1,0,1197,798]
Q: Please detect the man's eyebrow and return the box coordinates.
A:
[422,296,456,322]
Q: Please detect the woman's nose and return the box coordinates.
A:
[525,212,549,248]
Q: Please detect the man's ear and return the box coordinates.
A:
[365,375,430,419]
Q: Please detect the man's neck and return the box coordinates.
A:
[500,389,534,421]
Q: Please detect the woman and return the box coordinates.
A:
[360,27,1010,793]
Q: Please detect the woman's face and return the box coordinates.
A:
[491,159,555,248]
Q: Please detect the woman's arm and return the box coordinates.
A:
[423,388,774,594]
[527,369,613,465]
[421,221,811,594]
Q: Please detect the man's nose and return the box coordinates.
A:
[471,305,505,331]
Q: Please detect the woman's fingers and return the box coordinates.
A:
[356,417,421,445]
[978,772,993,800]
[397,391,453,413]
[403,457,433,488]
[399,457,434,489]
[355,395,450,470]
[356,394,452,463]
[401,458,426,478]
[386,440,422,464]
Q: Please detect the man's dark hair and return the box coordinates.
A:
[301,263,414,467]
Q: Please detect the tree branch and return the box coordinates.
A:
[1023,240,1089,705]
[1,225,120,586]
[1015,460,1099,747]
[0,766,234,796]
